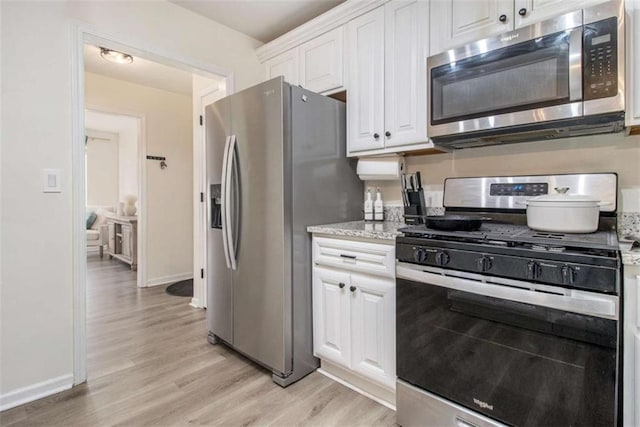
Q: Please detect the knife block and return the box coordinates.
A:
[404,189,426,225]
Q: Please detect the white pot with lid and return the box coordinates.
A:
[525,187,601,233]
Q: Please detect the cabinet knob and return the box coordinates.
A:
[385,131,391,137]
[518,8,527,16]
[338,282,345,289]
[373,133,380,140]
[499,14,507,23]
[350,285,357,292]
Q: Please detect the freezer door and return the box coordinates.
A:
[230,78,291,375]
[205,97,233,344]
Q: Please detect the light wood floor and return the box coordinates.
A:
[1,252,395,426]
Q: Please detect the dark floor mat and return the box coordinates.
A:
[166,279,193,297]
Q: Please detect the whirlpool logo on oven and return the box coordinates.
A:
[473,398,494,411]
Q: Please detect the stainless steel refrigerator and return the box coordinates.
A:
[205,77,363,387]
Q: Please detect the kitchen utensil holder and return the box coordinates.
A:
[404,189,426,224]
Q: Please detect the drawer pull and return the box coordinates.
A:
[338,282,345,289]
[340,254,357,260]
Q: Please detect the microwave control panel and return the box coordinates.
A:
[583,17,618,101]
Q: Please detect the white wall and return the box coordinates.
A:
[0,0,262,406]
[85,72,194,286]
[85,130,119,207]
[85,110,139,203]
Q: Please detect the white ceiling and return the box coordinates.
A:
[84,44,198,96]
[169,0,345,43]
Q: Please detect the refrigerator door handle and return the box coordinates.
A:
[220,135,232,269]
[226,134,238,271]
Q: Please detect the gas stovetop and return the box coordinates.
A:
[400,222,619,252]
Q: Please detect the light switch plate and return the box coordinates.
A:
[42,168,61,193]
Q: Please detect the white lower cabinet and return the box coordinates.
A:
[313,267,352,367]
[350,273,396,389]
[623,267,640,427]
[312,235,396,405]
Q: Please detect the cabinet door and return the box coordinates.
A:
[347,7,385,154]
[313,267,351,367]
[350,273,395,389]
[514,0,604,29]
[635,333,640,427]
[264,49,299,85]
[107,222,115,254]
[122,225,131,259]
[628,5,640,127]
[299,27,344,94]
[430,0,514,55]
[384,0,428,148]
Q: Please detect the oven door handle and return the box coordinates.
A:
[396,262,618,320]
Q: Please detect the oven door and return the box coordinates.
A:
[396,263,619,427]
[427,12,583,139]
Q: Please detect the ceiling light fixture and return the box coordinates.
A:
[100,47,133,64]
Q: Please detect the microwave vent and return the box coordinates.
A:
[434,112,625,150]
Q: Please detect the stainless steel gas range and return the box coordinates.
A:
[395,173,621,427]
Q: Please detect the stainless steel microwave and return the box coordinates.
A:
[427,0,625,150]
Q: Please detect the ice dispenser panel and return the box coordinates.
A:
[211,184,222,229]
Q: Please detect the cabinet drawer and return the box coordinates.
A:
[313,236,395,278]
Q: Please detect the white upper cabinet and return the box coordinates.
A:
[430,0,608,56]
[299,27,345,94]
[514,0,607,28]
[347,7,386,153]
[264,49,299,86]
[384,0,429,148]
[627,4,640,127]
[430,0,514,55]
[347,1,432,157]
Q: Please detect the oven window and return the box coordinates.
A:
[396,278,618,426]
[431,31,572,125]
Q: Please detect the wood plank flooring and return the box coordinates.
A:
[1,252,395,426]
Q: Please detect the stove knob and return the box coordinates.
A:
[435,251,450,266]
[561,265,577,284]
[476,256,492,272]
[526,261,541,280]
[413,248,427,263]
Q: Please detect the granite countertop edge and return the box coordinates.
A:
[621,249,640,266]
[307,220,405,241]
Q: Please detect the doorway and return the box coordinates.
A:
[85,110,142,286]
[72,26,232,385]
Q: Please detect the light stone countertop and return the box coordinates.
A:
[307,220,405,241]
[621,249,640,266]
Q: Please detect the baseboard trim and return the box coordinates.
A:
[318,361,396,411]
[143,272,192,288]
[189,297,202,308]
[0,374,73,411]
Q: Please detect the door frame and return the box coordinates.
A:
[191,84,226,309]
[71,23,234,385]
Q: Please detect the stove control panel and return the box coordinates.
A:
[490,182,548,196]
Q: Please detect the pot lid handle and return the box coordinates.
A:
[554,187,570,194]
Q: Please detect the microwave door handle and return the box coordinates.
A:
[568,27,583,102]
